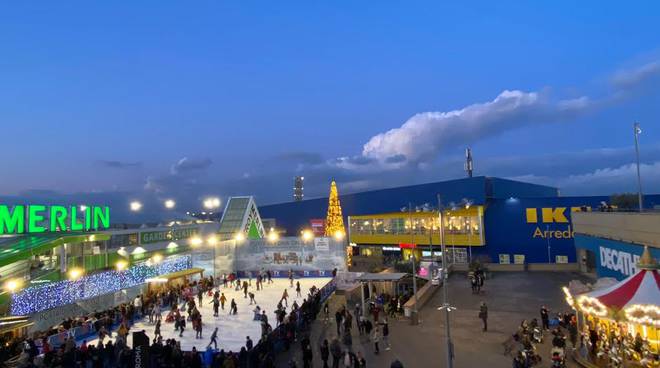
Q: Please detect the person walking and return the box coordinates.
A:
[356,351,366,368]
[380,318,390,350]
[207,327,218,349]
[320,339,330,368]
[479,301,488,332]
[154,319,162,340]
[364,319,373,342]
[330,338,342,368]
[540,305,550,330]
[302,338,313,368]
[373,325,380,354]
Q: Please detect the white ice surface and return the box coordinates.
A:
[85,277,331,353]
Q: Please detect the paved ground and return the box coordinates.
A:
[278,272,591,368]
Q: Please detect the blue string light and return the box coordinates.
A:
[11,255,192,315]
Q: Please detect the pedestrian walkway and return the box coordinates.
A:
[278,271,589,368]
[276,292,406,367]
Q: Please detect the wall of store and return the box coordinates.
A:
[575,234,660,280]
[482,196,609,264]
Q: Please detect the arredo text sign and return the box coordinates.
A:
[0,205,110,235]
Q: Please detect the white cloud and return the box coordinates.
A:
[360,90,591,165]
[611,61,660,89]
[170,157,213,175]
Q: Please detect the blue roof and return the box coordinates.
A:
[259,176,558,235]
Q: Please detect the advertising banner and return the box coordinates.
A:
[575,234,660,280]
[133,331,150,368]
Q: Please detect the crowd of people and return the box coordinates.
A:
[1,268,333,368]
[500,304,660,368]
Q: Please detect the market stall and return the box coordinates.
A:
[565,246,660,367]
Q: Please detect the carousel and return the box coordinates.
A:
[565,246,660,367]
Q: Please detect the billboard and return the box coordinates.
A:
[574,235,660,280]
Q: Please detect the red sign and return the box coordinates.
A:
[399,243,416,249]
[310,219,326,236]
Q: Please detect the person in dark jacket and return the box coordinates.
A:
[320,339,330,368]
[479,302,488,332]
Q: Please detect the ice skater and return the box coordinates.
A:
[207,327,218,349]
[289,269,294,287]
[267,270,272,284]
[281,288,289,307]
[249,292,256,305]
[296,281,302,297]
[210,295,220,317]
[220,293,227,310]
[243,281,249,298]
[230,298,238,315]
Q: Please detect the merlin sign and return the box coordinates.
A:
[0,205,110,235]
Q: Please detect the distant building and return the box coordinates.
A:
[293,176,304,202]
[259,176,660,268]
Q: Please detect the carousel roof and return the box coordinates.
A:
[585,267,660,310]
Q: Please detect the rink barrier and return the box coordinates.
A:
[235,270,335,278]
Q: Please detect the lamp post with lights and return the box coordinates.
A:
[634,123,644,212]
[437,195,455,368]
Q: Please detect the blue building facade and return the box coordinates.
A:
[574,235,660,280]
[259,176,659,265]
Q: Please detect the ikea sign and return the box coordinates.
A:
[525,207,583,239]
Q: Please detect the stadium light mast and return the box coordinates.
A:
[634,123,643,212]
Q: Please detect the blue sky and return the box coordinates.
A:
[1,1,660,219]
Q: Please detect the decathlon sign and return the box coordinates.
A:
[0,205,110,235]
[599,246,640,278]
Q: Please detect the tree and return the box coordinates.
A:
[325,181,345,237]
[610,193,639,209]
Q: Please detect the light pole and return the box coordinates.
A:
[437,195,454,368]
[408,203,419,323]
[546,225,552,264]
[634,123,644,212]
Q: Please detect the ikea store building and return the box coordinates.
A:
[259,176,660,269]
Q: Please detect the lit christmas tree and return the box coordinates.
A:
[325,180,345,237]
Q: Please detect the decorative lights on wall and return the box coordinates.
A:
[10,255,191,315]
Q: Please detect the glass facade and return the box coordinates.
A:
[349,213,481,238]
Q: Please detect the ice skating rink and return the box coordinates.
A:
[86,277,331,352]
